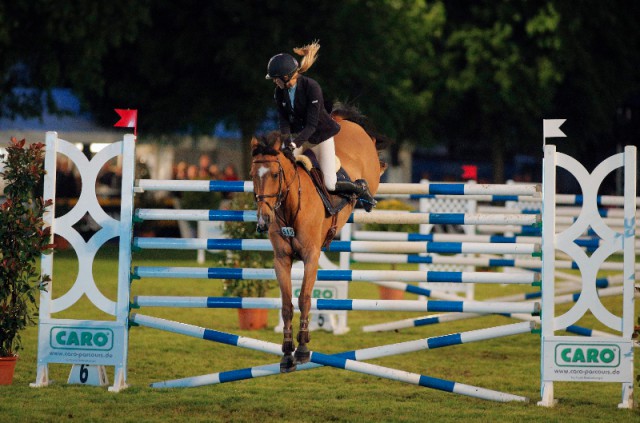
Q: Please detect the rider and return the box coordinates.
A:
[265,41,376,211]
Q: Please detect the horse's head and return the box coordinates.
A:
[250,132,295,233]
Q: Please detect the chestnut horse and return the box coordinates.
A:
[250,114,384,373]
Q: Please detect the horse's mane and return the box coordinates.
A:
[252,133,279,156]
[330,102,393,151]
[253,132,296,163]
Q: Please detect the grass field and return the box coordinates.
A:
[1,246,638,422]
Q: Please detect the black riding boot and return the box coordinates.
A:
[333,179,377,212]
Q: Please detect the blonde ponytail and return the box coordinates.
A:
[293,40,320,74]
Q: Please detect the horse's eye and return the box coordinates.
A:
[272,173,279,178]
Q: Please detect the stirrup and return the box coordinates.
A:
[354,179,377,212]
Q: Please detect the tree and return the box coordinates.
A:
[0,0,150,120]
[82,1,445,176]
[429,0,640,182]
[550,0,640,168]
[430,1,564,181]
[5,1,639,184]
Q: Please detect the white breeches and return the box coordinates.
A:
[309,137,337,190]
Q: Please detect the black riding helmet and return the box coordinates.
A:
[265,53,299,81]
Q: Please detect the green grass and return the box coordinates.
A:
[1,246,638,422]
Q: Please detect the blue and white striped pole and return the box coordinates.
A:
[363,311,618,338]
[134,209,540,226]
[136,179,540,197]
[362,286,623,333]
[310,351,528,402]
[132,266,540,285]
[396,193,635,206]
[131,313,531,402]
[350,253,639,272]
[352,230,539,244]
[133,237,540,255]
[135,179,639,206]
[137,179,254,193]
[351,253,542,268]
[132,296,540,315]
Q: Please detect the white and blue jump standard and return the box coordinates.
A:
[538,124,636,408]
[31,132,136,392]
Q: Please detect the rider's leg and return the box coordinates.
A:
[310,137,376,211]
[309,137,337,191]
[333,179,377,212]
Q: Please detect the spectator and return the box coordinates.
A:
[198,154,212,178]
[55,157,79,198]
[186,164,199,180]
[175,161,188,180]
[222,164,239,181]
[208,164,221,180]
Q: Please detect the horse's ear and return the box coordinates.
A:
[250,137,259,151]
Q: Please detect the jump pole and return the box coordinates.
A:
[132,266,540,285]
[132,296,540,315]
[146,181,640,225]
[137,179,540,196]
[130,313,531,402]
[363,286,624,334]
[133,237,540,255]
[134,208,541,226]
[351,230,540,243]
[350,253,639,272]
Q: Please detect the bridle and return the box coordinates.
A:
[253,158,286,209]
[252,155,302,234]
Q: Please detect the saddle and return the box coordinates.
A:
[295,150,355,216]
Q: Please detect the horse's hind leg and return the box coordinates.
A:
[274,254,296,373]
[295,251,320,364]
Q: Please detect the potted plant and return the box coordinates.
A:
[361,199,418,300]
[0,138,52,384]
[220,193,275,329]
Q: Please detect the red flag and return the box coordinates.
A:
[461,165,477,180]
[114,109,138,135]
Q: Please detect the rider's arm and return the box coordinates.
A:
[293,79,323,145]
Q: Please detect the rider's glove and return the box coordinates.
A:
[287,135,297,150]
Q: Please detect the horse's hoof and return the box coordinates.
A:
[280,354,297,373]
[294,345,310,364]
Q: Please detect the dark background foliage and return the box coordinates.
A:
[2,1,639,180]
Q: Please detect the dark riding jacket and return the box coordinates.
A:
[274,75,340,145]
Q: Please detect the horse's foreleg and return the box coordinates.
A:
[295,252,320,364]
[274,254,296,373]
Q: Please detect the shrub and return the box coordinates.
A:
[220,193,275,297]
[0,138,53,357]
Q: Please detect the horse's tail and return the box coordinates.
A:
[294,40,320,74]
[330,102,394,151]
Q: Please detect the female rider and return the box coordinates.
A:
[265,41,376,211]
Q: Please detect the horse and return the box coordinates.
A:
[250,108,387,373]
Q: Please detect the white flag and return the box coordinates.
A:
[543,119,567,139]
